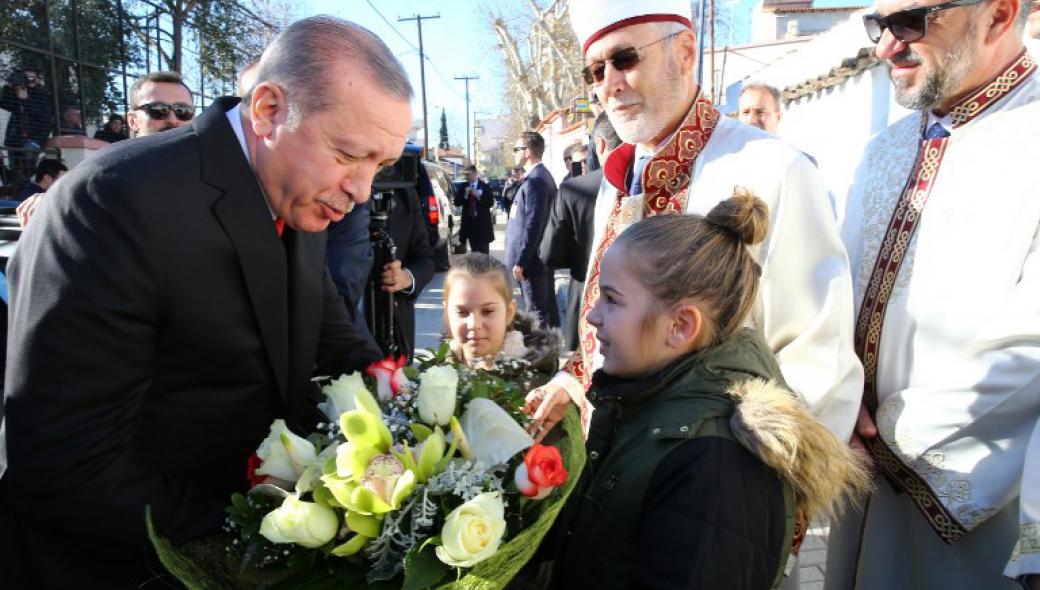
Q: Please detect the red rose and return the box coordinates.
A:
[524,444,567,488]
[246,452,267,488]
[366,355,409,400]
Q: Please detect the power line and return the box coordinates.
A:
[365,0,418,51]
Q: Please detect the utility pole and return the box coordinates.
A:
[399,13,440,159]
[454,74,478,162]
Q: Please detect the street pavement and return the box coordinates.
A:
[410,217,830,588]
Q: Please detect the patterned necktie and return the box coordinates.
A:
[924,122,951,139]
[628,155,651,195]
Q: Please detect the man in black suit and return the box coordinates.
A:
[0,16,411,589]
[539,113,622,350]
[454,164,495,254]
[505,130,558,328]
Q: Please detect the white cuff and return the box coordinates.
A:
[550,370,586,407]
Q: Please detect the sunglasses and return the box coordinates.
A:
[513,145,528,152]
[133,101,195,122]
[863,0,987,44]
[581,31,683,85]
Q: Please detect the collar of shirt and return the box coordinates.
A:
[926,111,953,136]
[226,104,277,221]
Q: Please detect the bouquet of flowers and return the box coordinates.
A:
[149,344,584,590]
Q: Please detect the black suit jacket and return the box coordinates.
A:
[453,178,495,244]
[0,97,381,589]
[539,169,601,283]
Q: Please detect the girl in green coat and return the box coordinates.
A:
[549,192,869,590]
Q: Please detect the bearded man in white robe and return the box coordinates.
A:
[522,1,864,584]
[830,0,1040,587]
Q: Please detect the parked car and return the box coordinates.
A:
[421,161,461,269]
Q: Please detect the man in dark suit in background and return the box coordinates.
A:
[0,16,411,589]
[454,164,495,254]
[505,130,558,328]
[540,113,622,350]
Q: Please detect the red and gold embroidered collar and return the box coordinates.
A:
[602,93,721,215]
[947,50,1036,128]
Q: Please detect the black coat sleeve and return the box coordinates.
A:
[3,169,229,554]
[539,182,574,270]
[326,203,374,319]
[401,189,435,300]
[517,177,553,270]
[633,437,787,590]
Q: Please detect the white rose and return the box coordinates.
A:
[318,372,371,422]
[460,398,533,466]
[417,365,458,426]
[435,492,507,567]
[259,495,338,549]
[254,419,317,484]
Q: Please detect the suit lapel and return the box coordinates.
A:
[198,97,290,404]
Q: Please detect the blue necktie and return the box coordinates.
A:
[924,122,950,139]
[628,155,651,195]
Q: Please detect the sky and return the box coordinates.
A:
[299,0,869,147]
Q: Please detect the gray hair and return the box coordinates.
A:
[249,16,413,128]
[741,83,783,111]
[1014,0,1031,31]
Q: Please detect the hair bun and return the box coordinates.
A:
[705,187,769,245]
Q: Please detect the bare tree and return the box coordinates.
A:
[485,0,583,130]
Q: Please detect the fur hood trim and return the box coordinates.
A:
[728,379,872,522]
[510,310,562,375]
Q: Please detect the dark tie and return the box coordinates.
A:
[924,122,950,139]
[274,218,285,237]
[628,155,651,195]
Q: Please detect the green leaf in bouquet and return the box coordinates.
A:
[403,365,422,381]
[340,410,392,452]
[417,427,447,482]
[346,511,383,538]
[330,533,369,557]
[312,480,337,509]
[231,493,251,516]
[411,422,433,443]
[402,543,451,590]
[286,548,319,571]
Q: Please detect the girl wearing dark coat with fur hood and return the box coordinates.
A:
[548,194,871,589]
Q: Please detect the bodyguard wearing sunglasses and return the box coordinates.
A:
[126,71,195,137]
[833,0,1040,588]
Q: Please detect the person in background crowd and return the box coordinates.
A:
[1,66,53,184]
[93,114,128,143]
[505,130,559,330]
[737,83,783,134]
[830,0,1040,587]
[526,10,860,588]
[540,112,622,351]
[454,164,495,254]
[0,16,408,588]
[126,71,195,138]
[14,158,66,202]
[560,143,578,183]
[58,105,85,136]
[501,166,523,217]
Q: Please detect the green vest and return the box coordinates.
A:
[556,330,795,589]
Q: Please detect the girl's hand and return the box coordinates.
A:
[524,385,572,443]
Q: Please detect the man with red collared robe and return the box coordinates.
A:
[525,1,862,450]
[828,0,1040,588]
